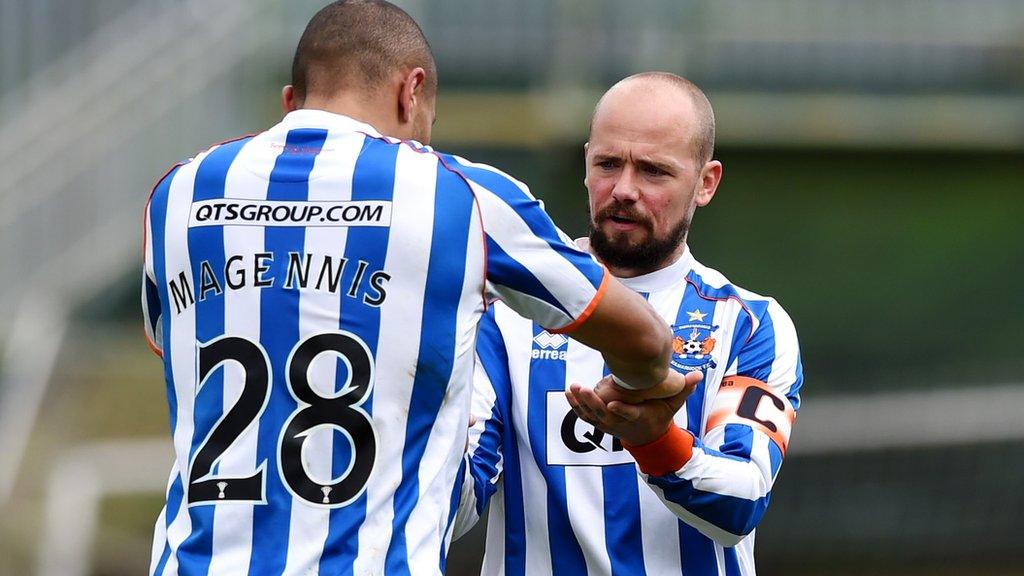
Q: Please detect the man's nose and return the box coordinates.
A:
[610,167,640,203]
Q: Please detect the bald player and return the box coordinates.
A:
[456,73,803,575]
[142,3,689,575]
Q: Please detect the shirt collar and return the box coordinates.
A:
[280,109,384,138]
[617,245,695,293]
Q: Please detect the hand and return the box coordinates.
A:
[566,370,701,446]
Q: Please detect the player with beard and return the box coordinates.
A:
[455,72,804,575]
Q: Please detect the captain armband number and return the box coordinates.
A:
[705,376,796,454]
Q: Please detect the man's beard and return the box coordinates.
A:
[588,203,689,274]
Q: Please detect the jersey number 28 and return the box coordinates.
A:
[187,331,376,508]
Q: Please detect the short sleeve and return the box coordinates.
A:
[449,156,609,333]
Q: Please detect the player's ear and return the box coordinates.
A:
[695,160,723,207]
[399,67,427,124]
[281,85,299,114]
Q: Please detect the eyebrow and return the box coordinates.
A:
[636,158,677,173]
[591,153,622,164]
[591,153,680,173]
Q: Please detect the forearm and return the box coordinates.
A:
[602,349,669,391]
[568,279,673,390]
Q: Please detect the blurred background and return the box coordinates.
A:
[1,0,1022,574]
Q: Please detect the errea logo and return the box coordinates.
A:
[532,330,568,360]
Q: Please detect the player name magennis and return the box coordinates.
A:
[189,199,392,227]
[166,252,391,315]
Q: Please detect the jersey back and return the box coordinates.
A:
[142,110,607,576]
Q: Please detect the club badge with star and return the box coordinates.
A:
[670,309,719,372]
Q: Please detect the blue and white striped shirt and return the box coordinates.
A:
[457,248,803,575]
[142,109,609,576]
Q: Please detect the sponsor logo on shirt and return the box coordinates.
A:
[189,199,392,228]
[545,391,634,467]
[531,330,568,360]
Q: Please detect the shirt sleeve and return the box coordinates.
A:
[447,155,609,333]
[142,196,163,357]
[452,309,510,539]
[631,298,803,547]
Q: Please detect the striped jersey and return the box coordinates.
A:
[141,109,609,576]
[457,247,803,575]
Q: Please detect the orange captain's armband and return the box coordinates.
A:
[705,376,796,454]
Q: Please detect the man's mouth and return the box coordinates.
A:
[603,212,647,231]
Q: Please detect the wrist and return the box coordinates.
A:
[622,426,694,476]
[610,373,641,391]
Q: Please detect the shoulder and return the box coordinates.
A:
[152,133,258,190]
[686,258,796,336]
[690,259,803,403]
[430,152,536,201]
[189,132,259,165]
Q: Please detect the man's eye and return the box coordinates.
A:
[644,165,668,176]
[597,160,617,170]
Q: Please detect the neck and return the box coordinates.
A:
[299,93,404,139]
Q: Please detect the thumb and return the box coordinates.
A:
[683,370,703,390]
[665,371,703,412]
[661,369,703,398]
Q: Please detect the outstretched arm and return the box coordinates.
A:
[453,157,673,392]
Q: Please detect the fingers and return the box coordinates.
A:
[575,386,610,421]
[665,384,695,412]
[565,385,586,419]
[568,384,628,428]
[607,401,640,421]
[566,385,598,425]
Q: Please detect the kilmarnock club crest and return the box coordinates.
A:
[670,309,718,372]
